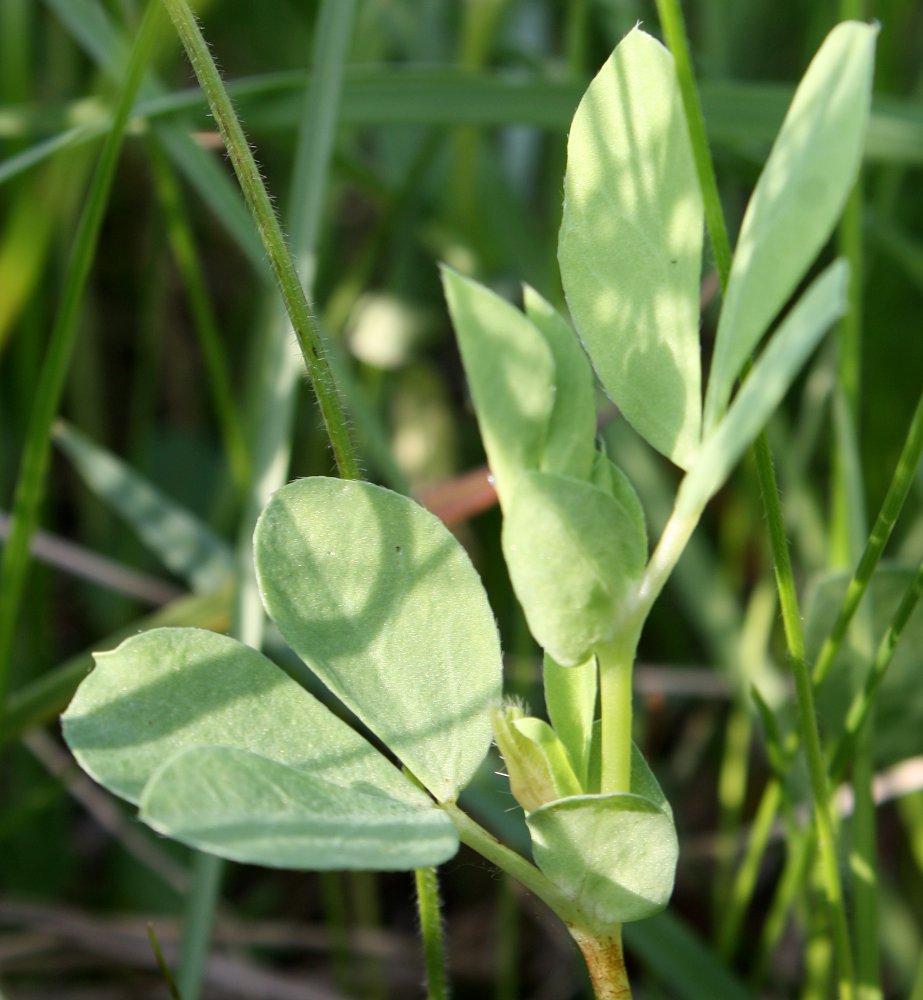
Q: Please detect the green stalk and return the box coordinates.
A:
[159,0,360,481]
[654,0,731,286]
[813,389,923,686]
[828,559,923,781]
[146,135,251,494]
[654,2,855,992]
[597,636,637,795]
[177,852,223,999]
[0,0,163,724]
[415,866,450,1000]
[442,803,582,927]
[445,805,631,996]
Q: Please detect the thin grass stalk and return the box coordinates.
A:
[0,0,163,723]
[653,0,731,289]
[752,559,923,982]
[654,4,858,991]
[415,866,450,1000]
[146,135,251,494]
[829,558,923,780]
[725,389,923,951]
[176,851,223,1000]
[813,389,923,686]
[159,0,360,481]
[711,704,752,925]
[319,872,353,996]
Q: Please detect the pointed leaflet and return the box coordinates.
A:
[502,471,646,666]
[140,746,458,870]
[522,285,597,482]
[559,27,704,468]
[704,22,877,430]
[528,791,678,928]
[441,267,554,508]
[61,627,428,808]
[589,451,648,558]
[679,260,848,517]
[255,478,503,803]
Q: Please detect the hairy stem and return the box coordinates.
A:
[159,0,360,481]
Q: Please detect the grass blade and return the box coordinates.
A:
[53,421,233,593]
[0,0,163,721]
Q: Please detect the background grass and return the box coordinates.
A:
[1,1,922,997]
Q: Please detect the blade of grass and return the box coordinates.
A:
[813,389,923,686]
[721,391,923,956]
[53,420,233,593]
[655,2,855,992]
[146,136,251,494]
[0,0,164,725]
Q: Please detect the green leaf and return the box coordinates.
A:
[54,421,233,593]
[559,26,704,468]
[254,478,503,803]
[522,285,597,482]
[493,707,582,812]
[590,451,648,559]
[139,745,458,871]
[61,627,426,808]
[704,22,877,429]
[543,653,597,789]
[528,792,678,928]
[502,471,646,666]
[441,266,554,508]
[678,260,848,517]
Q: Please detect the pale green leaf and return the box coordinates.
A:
[502,471,646,666]
[255,478,503,803]
[679,260,848,517]
[513,716,583,800]
[61,627,427,808]
[704,22,877,429]
[493,707,581,812]
[54,421,232,593]
[522,285,597,482]
[140,745,458,870]
[590,451,648,558]
[559,26,704,468]
[543,652,597,788]
[528,792,678,927]
[441,266,554,508]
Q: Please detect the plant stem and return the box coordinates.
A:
[570,929,632,1000]
[443,803,582,925]
[415,866,450,1000]
[0,0,163,725]
[597,637,636,794]
[159,0,360,481]
[177,851,223,999]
